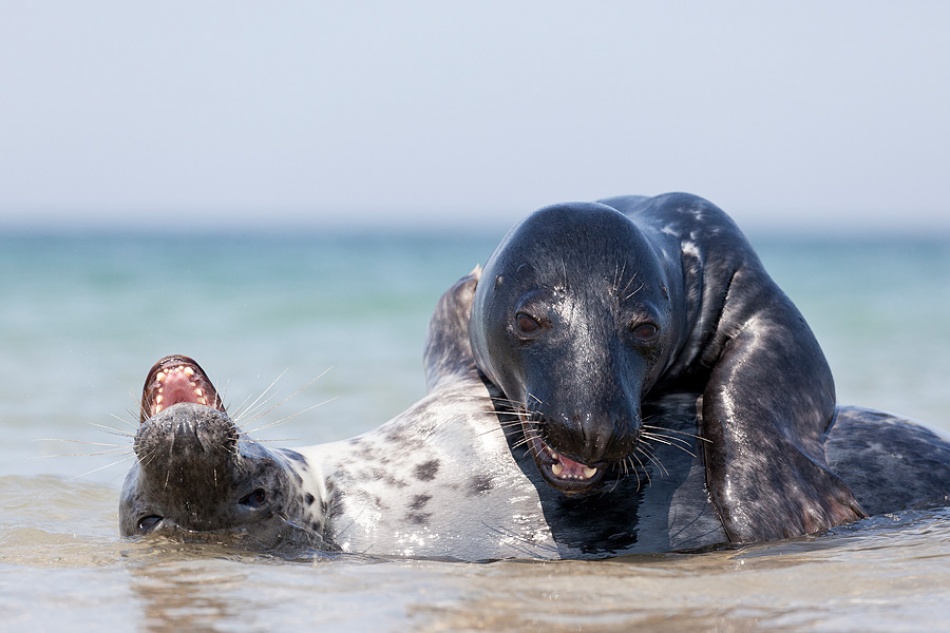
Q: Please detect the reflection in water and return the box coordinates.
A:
[403,510,950,633]
[125,546,261,633]
[1,474,949,631]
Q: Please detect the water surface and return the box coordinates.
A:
[1,230,948,631]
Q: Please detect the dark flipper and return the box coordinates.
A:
[701,268,865,542]
[423,268,481,392]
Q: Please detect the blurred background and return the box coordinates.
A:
[1,2,948,484]
[2,2,948,233]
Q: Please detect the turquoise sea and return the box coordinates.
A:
[1,228,949,631]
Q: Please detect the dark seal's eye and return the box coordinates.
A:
[515,312,542,335]
[138,515,162,533]
[631,322,659,341]
[240,489,267,509]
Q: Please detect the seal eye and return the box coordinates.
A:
[240,489,267,509]
[631,322,659,341]
[138,515,162,533]
[515,312,542,335]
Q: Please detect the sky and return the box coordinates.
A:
[1,2,948,233]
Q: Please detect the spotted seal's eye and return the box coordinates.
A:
[138,515,162,533]
[240,489,267,509]
[515,312,542,335]
[631,322,659,341]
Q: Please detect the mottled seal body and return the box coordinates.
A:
[470,193,866,542]
[120,275,950,560]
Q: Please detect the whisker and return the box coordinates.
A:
[243,397,336,436]
[67,453,137,481]
[636,444,669,477]
[231,369,291,426]
[89,421,136,439]
[234,367,334,431]
[612,261,628,292]
[642,423,709,443]
[641,431,697,456]
[509,434,536,450]
[113,407,140,430]
[624,282,645,301]
[628,452,651,488]
[473,423,513,439]
[35,437,126,449]
[620,266,638,295]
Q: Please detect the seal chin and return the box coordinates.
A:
[526,433,607,495]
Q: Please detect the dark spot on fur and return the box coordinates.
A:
[305,493,315,506]
[406,511,431,526]
[468,475,493,496]
[311,520,322,533]
[415,459,440,481]
[367,467,408,489]
[410,494,431,511]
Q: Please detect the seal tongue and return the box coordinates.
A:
[550,452,599,480]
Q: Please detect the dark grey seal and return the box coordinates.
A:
[119,272,950,560]
[469,192,941,543]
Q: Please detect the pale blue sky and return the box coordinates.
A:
[1,2,948,232]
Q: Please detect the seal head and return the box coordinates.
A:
[119,355,326,553]
[471,203,678,495]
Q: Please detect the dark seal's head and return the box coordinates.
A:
[119,355,326,554]
[471,203,677,495]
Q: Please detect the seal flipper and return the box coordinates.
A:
[423,267,481,392]
[701,272,865,542]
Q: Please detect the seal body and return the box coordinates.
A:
[119,273,950,560]
[469,193,877,542]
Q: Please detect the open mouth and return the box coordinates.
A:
[526,432,607,494]
[140,355,224,422]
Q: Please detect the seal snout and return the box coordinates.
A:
[522,401,642,494]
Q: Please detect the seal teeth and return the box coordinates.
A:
[547,452,599,481]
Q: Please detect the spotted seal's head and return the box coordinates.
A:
[119,355,327,554]
[471,203,676,495]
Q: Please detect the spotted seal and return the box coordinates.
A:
[119,273,950,560]
[469,192,941,542]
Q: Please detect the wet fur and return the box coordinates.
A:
[120,271,950,560]
[470,193,869,541]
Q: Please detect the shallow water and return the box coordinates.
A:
[1,230,949,631]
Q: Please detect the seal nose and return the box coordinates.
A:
[545,409,640,466]
[134,404,242,514]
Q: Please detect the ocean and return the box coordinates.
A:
[1,228,949,632]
